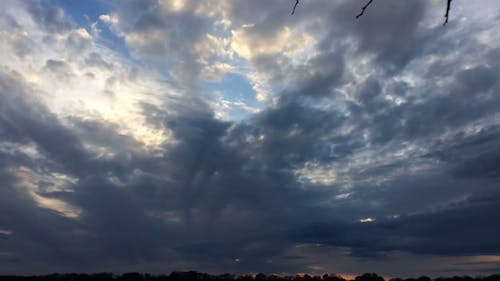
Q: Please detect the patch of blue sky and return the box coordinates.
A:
[95,23,136,63]
[51,0,134,62]
[48,0,260,121]
[203,72,264,120]
[50,0,111,25]
[206,73,256,101]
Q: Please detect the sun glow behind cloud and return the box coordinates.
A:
[295,162,337,186]
[12,166,81,219]
[1,15,176,152]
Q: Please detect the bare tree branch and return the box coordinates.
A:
[443,0,453,26]
[356,0,374,19]
[292,0,454,26]
[291,0,300,15]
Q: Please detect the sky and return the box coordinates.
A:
[1,0,500,277]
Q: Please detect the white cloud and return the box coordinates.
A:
[99,14,118,25]
[0,141,42,159]
[66,28,92,52]
[295,161,337,186]
[1,4,177,153]
[0,229,13,235]
[203,63,235,81]
[12,166,81,219]
[231,26,316,61]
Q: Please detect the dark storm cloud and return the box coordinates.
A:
[331,0,433,71]
[291,189,500,257]
[0,71,175,274]
[0,74,89,271]
[0,67,326,273]
[214,0,500,261]
[0,71,83,168]
[385,67,497,144]
[283,123,500,257]
[57,107,334,272]
[241,98,350,166]
[0,70,170,270]
[287,51,346,98]
[427,124,500,179]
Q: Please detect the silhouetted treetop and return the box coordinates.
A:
[1,272,500,281]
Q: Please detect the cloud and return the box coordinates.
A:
[44,59,74,78]
[1,0,500,277]
[290,188,500,257]
[26,1,73,33]
[231,26,315,61]
[66,28,93,53]
[332,0,432,71]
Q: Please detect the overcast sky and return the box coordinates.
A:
[1,0,500,277]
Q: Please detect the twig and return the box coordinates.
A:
[292,0,453,26]
[443,0,452,26]
[356,0,374,19]
[291,0,299,15]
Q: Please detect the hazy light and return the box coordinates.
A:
[359,217,375,223]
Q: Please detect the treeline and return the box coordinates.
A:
[0,272,499,281]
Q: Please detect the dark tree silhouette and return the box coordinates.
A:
[1,272,500,281]
[354,273,385,281]
[292,0,454,26]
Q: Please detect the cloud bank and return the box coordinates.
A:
[1,0,500,277]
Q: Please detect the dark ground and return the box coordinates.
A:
[1,272,500,281]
